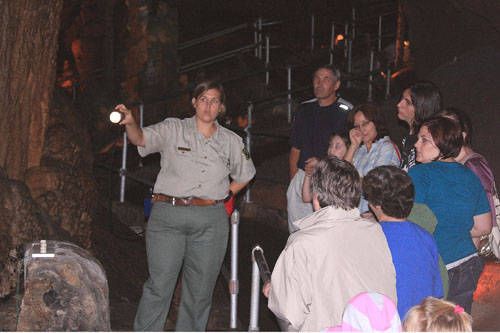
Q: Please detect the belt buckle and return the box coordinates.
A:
[181,197,193,205]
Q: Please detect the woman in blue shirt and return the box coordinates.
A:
[409,116,491,313]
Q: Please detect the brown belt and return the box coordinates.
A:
[152,193,221,207]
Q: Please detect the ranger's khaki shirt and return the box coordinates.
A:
[138,116,256,200]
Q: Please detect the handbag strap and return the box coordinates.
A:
[383,139,401,163]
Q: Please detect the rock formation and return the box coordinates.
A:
[25,90,98,250]
[17,241,110,331]
[0,169,47,297]
[0,0,63,180]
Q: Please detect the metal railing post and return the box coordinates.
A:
[139,103,144,168]
[258,18,263,60]
[378,15,382,52]
[249,249,261,331]
[347,37,352,87]
[385,67,391,99]
[311,14,315,52]
[287,66,292,124]
[329,22,335,65]
[249,245,271,332]
[265,36,270,85]
[254,21,258,57]
[229,209,240,329]
[139,103,144,129]
[351,7,356,40]
[245,102,253,203]
[119,132,127,203]
[253,246,272,282]
[368,50,374,102]
[344,22,349,59]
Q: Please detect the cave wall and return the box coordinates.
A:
[402,0,500,181]
[0,0,63,180]
[402,0,500,77]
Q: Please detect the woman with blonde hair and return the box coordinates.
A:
[404,297,472,332]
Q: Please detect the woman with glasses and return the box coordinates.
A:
[344,102,400,215]
[409,116,490,313]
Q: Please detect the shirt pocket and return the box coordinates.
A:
[171,145,198,173]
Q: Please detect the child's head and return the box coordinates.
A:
[325,292,401,332]
[328,133,349,159]
[363,165,415,220]
[403,297,472,332]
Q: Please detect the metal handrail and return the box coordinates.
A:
[261,12,348,28]
[178,23,249,50]
[355,10,397,23]
[126,62,310,108]
[71,8,395,105]
[180,43,257,73]
[252,85,312,107]
[94,162,155,187]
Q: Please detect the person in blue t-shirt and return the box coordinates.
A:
[409,116,491,314]
[363,165,443,319]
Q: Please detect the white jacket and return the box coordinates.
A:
[268,206,397,331]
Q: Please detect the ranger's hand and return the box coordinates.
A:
[114,104,136,126]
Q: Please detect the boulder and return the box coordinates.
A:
[17,241,110,331]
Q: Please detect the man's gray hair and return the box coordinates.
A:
[310,156,361,210]
[314,64,341,82]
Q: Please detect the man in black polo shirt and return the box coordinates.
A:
[287,64,352,233]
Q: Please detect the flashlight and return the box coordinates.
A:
[109,110,125,124]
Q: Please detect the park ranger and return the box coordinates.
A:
[115,80,256,331]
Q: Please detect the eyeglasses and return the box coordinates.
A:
[353,120,372,130]
[198,96,221,106]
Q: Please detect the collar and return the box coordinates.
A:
[188,115,220,140]
[294,205,361,230]
[361,136,390,152]
[315,97,340,109]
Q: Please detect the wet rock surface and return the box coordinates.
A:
[25,91,98,250]
[0,170,47,298]
[17,241,110,331]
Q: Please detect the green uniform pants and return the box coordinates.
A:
[133,202,228,331]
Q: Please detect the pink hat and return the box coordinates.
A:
[325,292,401,332]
